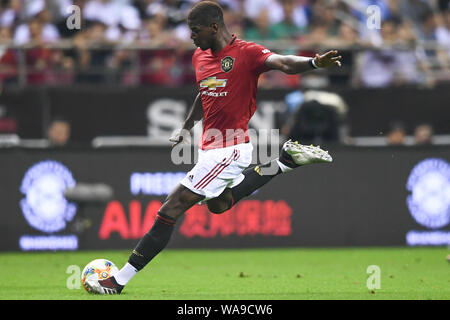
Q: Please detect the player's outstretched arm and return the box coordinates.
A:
[169,92,203,147]
[265,50,342,74]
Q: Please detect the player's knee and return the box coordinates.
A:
[179,188,203,207]
[160,187,203,220]
[207,205,227,214]
[207,200,231,214]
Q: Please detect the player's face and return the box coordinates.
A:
[188,20,215,51]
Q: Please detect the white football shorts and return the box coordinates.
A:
[180,142,253,200]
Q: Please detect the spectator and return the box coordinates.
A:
[13,0,60,45]
[139,15,171,45]
[419,11,447,46]
[47,0,75,23]
[221,3,245,38]
[244,0,284,26]
[0,0,446,88]
[270,0,307,40]
[309,1,340,37]
[414,123,434,145]
[144,0,193,28]
[110,5,142,43]
[24,18,55,84]
[0,0,23,29]
[395,19,433,86]
[139,16,181,85]
[132,0,154,18]
[0,25,13,45]
[0,26,18,85]
[417,10,450,71]
[298,22,328,48]
[355,18,426,87]
[398,0,433,26]
[47,117,71,147]
[326,23,362,49]
[385,0,403,21]
[386,121,407,145]
[0,104,17,134]
[46,49,75,85]
[84,0,120,27]
[73,19,113,83]
[244,8,273,41]
[218,0,241,13]
[84,0,143,43]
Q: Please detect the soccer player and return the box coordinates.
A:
[85,1,342,294]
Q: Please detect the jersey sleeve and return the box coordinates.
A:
[243,42,274,75]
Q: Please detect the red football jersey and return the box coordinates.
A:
[192,35,274,150]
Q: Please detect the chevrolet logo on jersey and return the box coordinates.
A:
[200,77,228,90]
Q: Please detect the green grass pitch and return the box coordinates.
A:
[1,247,448,300]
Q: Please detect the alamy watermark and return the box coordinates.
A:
[66,264,82,289]
[65,4,382,32]
[66,5,81,30]
[366,5,381,30]
[67,263,384,291]
[170,128,281,175]
[366,265,381,290]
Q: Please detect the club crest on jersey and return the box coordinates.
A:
[200,77,227,90]
[221,56,234,72]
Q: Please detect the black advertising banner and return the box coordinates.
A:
[0,145,449,252]
[1,86,450,141]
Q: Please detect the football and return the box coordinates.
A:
[81,259,119,293]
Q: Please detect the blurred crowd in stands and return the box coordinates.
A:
[0,0,449,88]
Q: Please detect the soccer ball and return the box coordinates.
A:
[81,259,119,292]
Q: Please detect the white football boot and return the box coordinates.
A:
[279,139,333,168]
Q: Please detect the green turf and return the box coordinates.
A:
[0,247,448,300]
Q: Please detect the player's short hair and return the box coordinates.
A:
[188,1,225,27]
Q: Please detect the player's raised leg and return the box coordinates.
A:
[84,184,204,294]
[212,140,333,212]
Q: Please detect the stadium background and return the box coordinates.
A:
[0,0,449,301]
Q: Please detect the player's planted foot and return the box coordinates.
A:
[279,139,332,168]
[85,276,124,295]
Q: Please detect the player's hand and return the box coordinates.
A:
[313,50,342,68]
[169,128,191,147]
